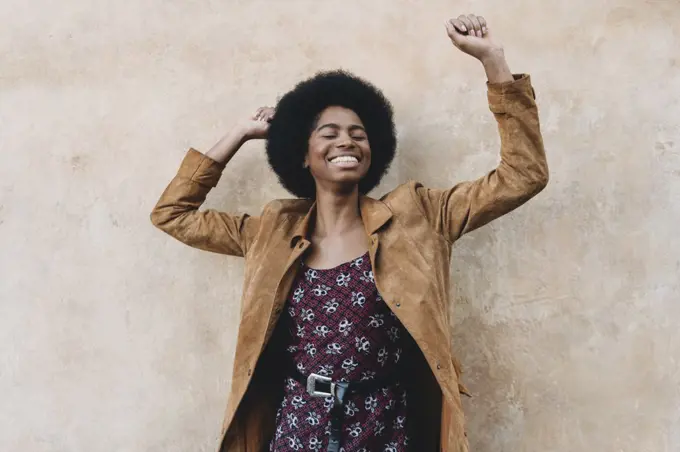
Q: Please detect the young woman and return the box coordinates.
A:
[151,13,548,452]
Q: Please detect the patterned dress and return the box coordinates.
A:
[269,252,415,452]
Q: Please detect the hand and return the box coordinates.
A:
[237,106,275,141]
[206,106,276,163]
[445,14,504,63]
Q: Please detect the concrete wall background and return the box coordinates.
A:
[2,0,678,451]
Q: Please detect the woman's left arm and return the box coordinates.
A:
[413,14,548,242]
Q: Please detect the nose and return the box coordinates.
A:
[336,137,354,149]
[335,131,355,148]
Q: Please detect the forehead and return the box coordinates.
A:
[316,106,364,126]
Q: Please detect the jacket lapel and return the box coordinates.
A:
[359,195,393,235]
[290,195,393,243]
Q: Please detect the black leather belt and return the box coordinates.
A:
[291,369,398,452]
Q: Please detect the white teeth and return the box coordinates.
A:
[330,156,358,163]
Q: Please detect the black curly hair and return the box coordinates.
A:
[266,70,397,198]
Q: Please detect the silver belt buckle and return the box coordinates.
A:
[306,373,336,398]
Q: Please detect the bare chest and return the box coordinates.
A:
[303,229,369,270]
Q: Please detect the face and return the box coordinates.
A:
[305,106,371,194]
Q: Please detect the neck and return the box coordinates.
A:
[313,187,362,238]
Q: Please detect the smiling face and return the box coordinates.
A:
[305,106,372,194]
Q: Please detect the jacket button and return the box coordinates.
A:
[396,302,401,307]
[247,368,252,376]
[298,243,304,249]
[436,362,442,370]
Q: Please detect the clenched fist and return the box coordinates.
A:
[445,14,504,63]
[238,106,276,141]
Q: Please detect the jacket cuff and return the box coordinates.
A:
[486,74,536,112]
[177,148,226,188]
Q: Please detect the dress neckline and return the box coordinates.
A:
[302,251,369,272]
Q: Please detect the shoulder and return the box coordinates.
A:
[245,198,312,243]
[381,180,423,199]
[380,180,431,214]
[260,197,313,219]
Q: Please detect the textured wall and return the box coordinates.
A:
[2,0,679,451]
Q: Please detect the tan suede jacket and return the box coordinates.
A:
[150,74,548,452]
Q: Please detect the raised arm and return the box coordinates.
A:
[414,14,549,243]
[150,108,276,256]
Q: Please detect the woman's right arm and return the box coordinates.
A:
[150,108,275,257]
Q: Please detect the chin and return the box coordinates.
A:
[328,174,365,191]
[336,169,368,182]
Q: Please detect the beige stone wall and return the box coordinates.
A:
[2,0,678,451]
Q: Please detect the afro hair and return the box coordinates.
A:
[266,70,396,198]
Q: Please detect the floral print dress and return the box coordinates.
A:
[269,252,415,452]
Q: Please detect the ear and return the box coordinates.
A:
[303,156,309,168]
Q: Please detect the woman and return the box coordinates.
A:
[151,13,548,452]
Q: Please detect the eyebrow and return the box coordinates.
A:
[316,123,366,133]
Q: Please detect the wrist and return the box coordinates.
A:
[206,127,249,164]
[228,125,251,144]
[480,49,513,84]
[480,48,506,67]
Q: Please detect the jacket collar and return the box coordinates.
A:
[290,195,393,247]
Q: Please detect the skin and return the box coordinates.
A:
[206,13,514,269]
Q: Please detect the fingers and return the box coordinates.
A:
[446,19,466,48]
[448,19,467,34]
[457,15,473,34]
[252,107,264,121]
[253,106,275,122]
[478,16,488,34]
[448,14,488,38]
[469,15,484,37]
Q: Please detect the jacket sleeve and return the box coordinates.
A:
[412,74,549,243]
[150,148,260,257]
